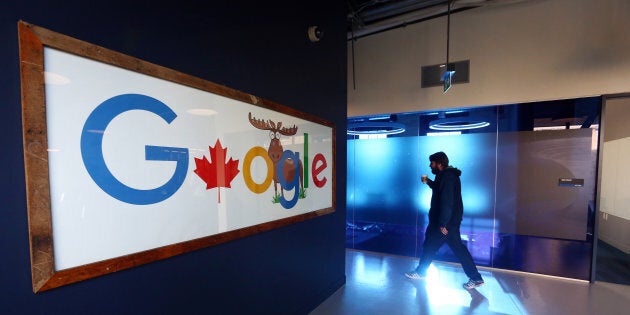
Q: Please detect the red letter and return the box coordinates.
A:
[312,153,327,188]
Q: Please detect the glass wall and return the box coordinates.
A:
[347,97,601,280]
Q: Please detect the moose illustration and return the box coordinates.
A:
[248,112,304,200]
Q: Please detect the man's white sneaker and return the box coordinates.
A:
[463,278,484,290]
[404,271,425,280]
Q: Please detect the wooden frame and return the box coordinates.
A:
[18,21,335,292]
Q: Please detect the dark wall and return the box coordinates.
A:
[0,1,347,314]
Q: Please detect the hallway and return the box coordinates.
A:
[311,249,630,315]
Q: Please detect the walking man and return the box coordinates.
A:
[405,151,484,290]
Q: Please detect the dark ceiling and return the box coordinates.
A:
[346,0,530,39]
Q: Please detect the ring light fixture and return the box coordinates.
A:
[429,117,490,131]
[347,121,406,135]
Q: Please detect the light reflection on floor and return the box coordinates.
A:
[310,249,630,315]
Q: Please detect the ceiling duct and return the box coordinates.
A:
[347,0,532,40]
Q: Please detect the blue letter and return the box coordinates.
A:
[81,94,188,205]
[277,151,300,209]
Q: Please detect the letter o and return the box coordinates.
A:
[242,146,274,193]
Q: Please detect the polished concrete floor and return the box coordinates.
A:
[310,249,630,315]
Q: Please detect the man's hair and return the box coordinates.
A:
[429,151,449,167]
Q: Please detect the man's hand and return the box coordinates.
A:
[440,227,448,235]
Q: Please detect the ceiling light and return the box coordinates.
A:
[44,71,70,85]
[186,109,218,116]
[347,122,406,135]
[429,117,490,131]
[427,131,462,136]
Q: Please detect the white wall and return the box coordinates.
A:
[599,96,630,253]
[348,0,630,117]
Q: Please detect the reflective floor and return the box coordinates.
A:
[310,249,630,315]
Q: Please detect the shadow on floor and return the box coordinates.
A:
[596,240,630,286]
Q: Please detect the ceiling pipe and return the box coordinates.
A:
[347,0,534,40]
[347,2,480,40]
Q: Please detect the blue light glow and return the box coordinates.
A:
[347,121,406,135]
[348,97,600,281]
[429,118,490,131]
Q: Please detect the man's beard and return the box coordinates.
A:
[431,166,439,175]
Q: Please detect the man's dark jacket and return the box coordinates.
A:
[426,166,464,228]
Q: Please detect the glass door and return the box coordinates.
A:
[347,97,601,280]
[595,95,630,285]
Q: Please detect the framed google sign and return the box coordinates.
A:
[18,21,335,292]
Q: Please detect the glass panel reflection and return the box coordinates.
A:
[347,97,601,280]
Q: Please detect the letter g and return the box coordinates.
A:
[81,94,188,205]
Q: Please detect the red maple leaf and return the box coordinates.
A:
[193,139,240,203]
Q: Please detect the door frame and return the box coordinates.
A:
[591,93,630,283]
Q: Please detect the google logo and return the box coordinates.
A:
[81,94,329,208]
